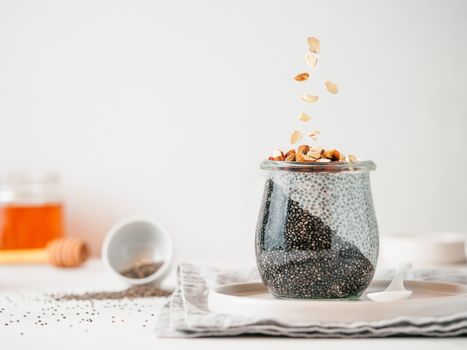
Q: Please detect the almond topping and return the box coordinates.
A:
[271,149,284,161]
[298,112,311,122]
[284,153,296,162]
[305,53,318,68]
[310,146,323,154]
[325,80,339,94]
[323,149,343,161]
[297,144,310,155]
[294,72,310,81]
[307,149,322,159]
[307,37,320,54]
[309,130,321,141]
[290,130,302,145]
[300,95,319,103]
[296,152,315,162]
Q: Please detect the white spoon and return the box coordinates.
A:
[367,263,413,302]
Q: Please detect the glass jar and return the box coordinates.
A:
[0,172,64,249]
[255,160,378,299]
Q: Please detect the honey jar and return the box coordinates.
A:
[0,172,64,249]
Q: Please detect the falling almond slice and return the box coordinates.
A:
[300,95,319,103]
[290,130,302,145]
[308,37,320,54]
[309,130,320,141]
[294,72,310,82]
[348,154,358,162]
[298,112,311,122]
[305,53,318,68]
[325,80,339,94]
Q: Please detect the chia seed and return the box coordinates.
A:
[256,178,376,299]
[54,284,172,301]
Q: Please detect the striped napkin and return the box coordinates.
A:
[155,263,467,338]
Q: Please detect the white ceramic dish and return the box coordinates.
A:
[208,280,467,323]
[380,232,467,267]
[102,217,174,285]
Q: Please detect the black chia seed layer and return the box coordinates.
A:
[256,179,375,299]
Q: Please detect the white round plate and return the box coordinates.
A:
[208,280,467,323]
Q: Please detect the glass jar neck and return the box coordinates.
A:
[261,160,376,173]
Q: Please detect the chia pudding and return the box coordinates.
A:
[255,161,378,299]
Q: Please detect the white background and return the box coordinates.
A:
[0,0,466,264]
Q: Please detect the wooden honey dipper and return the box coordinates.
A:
[0,237,89,267]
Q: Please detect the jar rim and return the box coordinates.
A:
[260,160,376,173]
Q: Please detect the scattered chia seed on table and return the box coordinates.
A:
[256,178,375,299]
[120,261,163,279]
[54,284,172,301]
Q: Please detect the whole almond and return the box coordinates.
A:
[300,95,319,103]
[298,112,311,122]
[325,80,339,94]
[307,37,320,54]
[323,149,342,161]
[290,130,302,145]
[294,72,310,82]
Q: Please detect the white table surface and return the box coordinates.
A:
[1,259,466,350]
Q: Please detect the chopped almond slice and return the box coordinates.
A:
[348,154,357,162]
[309,130,320,141]
[307,37,320,54]
[284,153,296,162]
[285,149,296,158]
[297,144,310,155]
[325,80,339,94]
[296,152,305,162]
[307,149,322,159]
[305,53,318,68]
[300,95,319,103]
[296,152,315,162]
[290,130,302,145]
[298,112,311,122]
[303,154,317,162]
[271,149,284,161]
[310,146,323,154]
[294,72,310,81]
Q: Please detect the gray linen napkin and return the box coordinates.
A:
[155,263,467,338]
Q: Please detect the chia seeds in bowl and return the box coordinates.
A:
[255,160,378,299]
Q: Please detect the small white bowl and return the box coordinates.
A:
[102,217,174,285]
[380,232,467,268]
